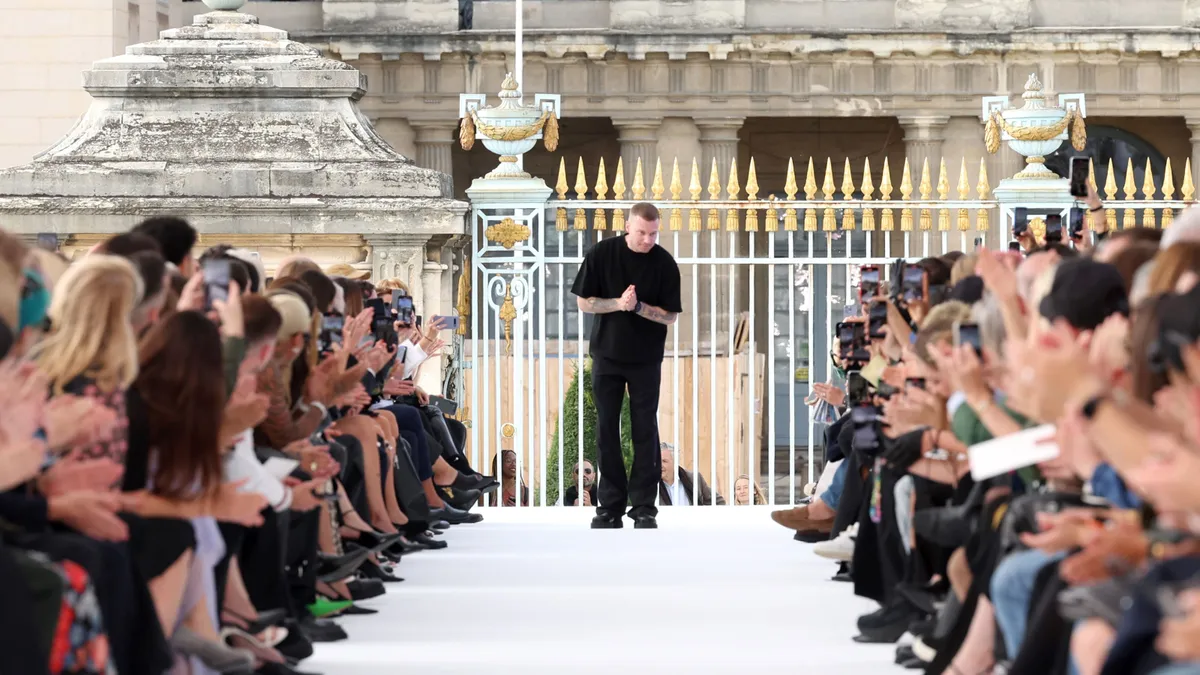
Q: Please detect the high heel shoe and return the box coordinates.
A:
[343,528,404,555]
[222,608,288,636]
[360,559,404,583]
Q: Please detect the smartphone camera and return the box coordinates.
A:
[1069,208,1085,240]
[1069,156,1090,199]
[202,258,231,310]
[955,321,983,357]
[867,301,887,339]
[1045,214,1063,244]
[392,293,415,326]
[859,265,881,303]
[1013,208,1029,236]
[901,265,925,303]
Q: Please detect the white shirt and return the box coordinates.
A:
[663,474,690,506]
[223,430,291,511]
[399,341,428,381]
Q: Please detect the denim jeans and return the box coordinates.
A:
[819,458,849,510]
[1151,664,1200,675]
[991,548,1065,658]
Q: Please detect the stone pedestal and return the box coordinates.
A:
[0,7,467,317]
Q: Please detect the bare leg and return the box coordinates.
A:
[148,549,194,633]
[1071,619,1116,675]
[432,456,459,485]
[948,547,972,602]
[220,557,259,625]
[331,416,395,533]
[317,500,336,554]
[181,592,221,642]
[423,478,446,508]
[948,597,996,674]
[382,442,409,525]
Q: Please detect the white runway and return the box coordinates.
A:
[306,507,897,675]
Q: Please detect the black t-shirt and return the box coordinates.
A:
[570,235,682,364]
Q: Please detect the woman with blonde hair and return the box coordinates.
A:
[734,474,768,505]
[33,254,142,464]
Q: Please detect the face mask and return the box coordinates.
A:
[834,366,847,380]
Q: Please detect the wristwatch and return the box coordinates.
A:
[634,300,643,313]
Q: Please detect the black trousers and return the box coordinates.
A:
[592,355,662,519]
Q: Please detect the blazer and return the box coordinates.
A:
[659,468,725,506]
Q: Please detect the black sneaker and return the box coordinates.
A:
[632,516,658,529]
[590,514,623,529]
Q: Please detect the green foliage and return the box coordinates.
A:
[544,358,634,505]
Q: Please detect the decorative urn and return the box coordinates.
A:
[982,74,1087,180]
[201,0,246,10]
[459,74,562,179]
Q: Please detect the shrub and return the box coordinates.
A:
[544,358,634,505]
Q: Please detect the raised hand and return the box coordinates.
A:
[211,281,244,338]
[384,377,415,398]
[37,457,124,497]
[43,394,119,451]
[213,480,268,526]
[0,439,49,492]
[48,491,130,542]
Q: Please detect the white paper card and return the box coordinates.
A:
[968,424,1060,481]
[263,457,300,481]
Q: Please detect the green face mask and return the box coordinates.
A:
[834,366,847,380]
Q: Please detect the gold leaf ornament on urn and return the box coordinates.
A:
[458,74,562,180]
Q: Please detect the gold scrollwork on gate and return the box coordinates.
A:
[484,217,531,249]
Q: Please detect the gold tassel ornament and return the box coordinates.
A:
[459,113,476,151]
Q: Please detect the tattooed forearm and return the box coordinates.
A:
[577,297,623,314]
[636,303,678,326]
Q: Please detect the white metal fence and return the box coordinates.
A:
[456,153,1194,506]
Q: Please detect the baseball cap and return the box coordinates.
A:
[1038,258,1129,331]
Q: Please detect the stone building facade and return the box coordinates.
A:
[175,0,1200,206]
[1,0,172,169]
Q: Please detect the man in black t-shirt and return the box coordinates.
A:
[570,202,682,529]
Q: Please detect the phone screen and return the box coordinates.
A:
[837,322,856,346]
[1069,209,1085,238]
[1013,208,1029,235]
[902,266,925,301]
[1069,156,1090,198]
[905,377,927,391]
[392,295,415,325]
[203,258,231,308]
[1045,214,1063,241]
[868,302,887,339]
[860,266,881,300]
[955,322,983,355]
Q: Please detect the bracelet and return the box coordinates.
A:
[634,300,644,314]
[1089,206,1104,213]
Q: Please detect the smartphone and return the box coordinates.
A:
[902,265,926,302]
[905,377,927,391]
[836,321,857,348]
[859,265,881,302]
[203,258,231,309]
[1013,207,1029,236]
[867,301,887,339]
[321,314,345,344]
[428,395,460,417]
[954,322,983,356]
[1008,241,1022,252]
[846,372,870,405]
[392,294,415,325]
[1069,156,1090,199]
[1045,214,1063,243]
[1069,208,1085,239]
[973,237,983,249]
[431,314,460,331]
[395,344,408,364]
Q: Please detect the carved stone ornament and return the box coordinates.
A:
[484,217,532,249]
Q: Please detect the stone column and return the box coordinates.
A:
[695,118,744,351]
[613,118,661,180]
[1187,119,1200,187]
[411,121,457,178]
[898,115,950,254]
